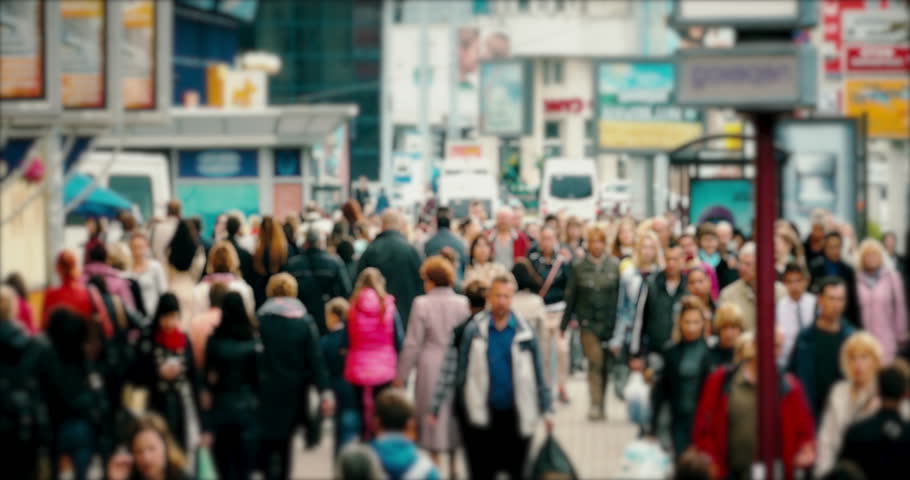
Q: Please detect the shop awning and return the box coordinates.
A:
[93,104,359,149]
[65,173,134,218]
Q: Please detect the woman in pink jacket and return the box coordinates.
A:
[856,239,908,363]
[344,267,403,439]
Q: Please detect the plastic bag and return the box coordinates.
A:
[531,434,579,480]
[195,446,218,480]
[623,371,651,427]
[618,439,672,479]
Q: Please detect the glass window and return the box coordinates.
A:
[549,175,593,199]
[274,149,302,176]
[543,144,563,158]
[518,0,530,11]
[545,120,561,139]
[109,176,153,221]
[543,59,563,85]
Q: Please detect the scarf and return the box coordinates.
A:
[155,327,186,353]
[699,250,722,268]
[862,268,882,289]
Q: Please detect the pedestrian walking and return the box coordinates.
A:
[855,239,907,364]
[193,241,255,317]
[83,243,139,312]
[367,389,440,480]
[130,232,169,318]
[345,268,404,440]
[777,262,817,367]
[322,297,360,456]
[285,228,352,335]
[717,242,787,332]
[708,303,745,370]
[679,233,719,300]
[814,332,883,477]
[686,266,715,332]
[225,215,256,287]
[697,223,737,290]
[188,283,229,370]
[649,296,713,456]
[44,250,94,322]
[560,225,622,420]
[447,274,554,479]
[464,234,508,287]
[165,220,206,330]
[530,226,573,403]
[251,216,289,308]
[511,259,549,354]
[202,291,261,480]
[4,272,36,334]
[151,200,183,264]
[617,231,663,343]
[395,256,469,473]
[788,277,858,421]
[488,207,531,270]
[809,232,861,327]
[257,273,333,480]
[629,245,688,358]
[105,413,190,480]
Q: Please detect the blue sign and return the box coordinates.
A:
[596,61,701,122]
[274,149,301,177]
[178,149,258,178]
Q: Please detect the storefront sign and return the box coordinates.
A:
[846,45,910,73]
[544,98,587,114]
[842,9,910,45]
[479,60,532,136]
[1,0,45,100]
[671,0,815,28]
[206,64,268,109]
[178,149,258,177]
[60,0,106,109]
[845,78,910,138]
[121,0,156,110]
[596,60,702,151]
[676,47,817,109]
[821,0,866,76]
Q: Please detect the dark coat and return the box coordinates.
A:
[561,255,621,341]
[257,297,330,440]
[786,318,856,421]
[808,257,861,327]
[284,247,352,334]
[203,336,260,430]
[839,409,910,479]
[649,339,713,442]
[528,248,572,306]
[320,327,358,414]
[424,227,467,269]
[356,230,423,328]
[228,236,256,289]
[630,271,688,357]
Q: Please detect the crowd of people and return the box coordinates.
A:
[2,195,909,480]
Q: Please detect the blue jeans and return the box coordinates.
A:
[55,419,95,480]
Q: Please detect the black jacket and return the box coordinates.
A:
[320,327,358,414]
[203,336,260,430]
[649,338,713,436]
[0,322,56,448]
[228,236,256,291]
[808,257,861,327]
[257,297,330,440]
[356,230,423,327]
[630,271,688,357]
[284,247,352,334]
[839,409,910,479]
[528,248,572,306]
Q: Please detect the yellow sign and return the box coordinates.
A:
[122,0,156,110]
[599,121,703,150]
[845,78,910,139]
[206,64,267,109]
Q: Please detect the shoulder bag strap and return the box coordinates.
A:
[539,255,565,300]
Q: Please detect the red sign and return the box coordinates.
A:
[821,0,866,75]
[544,98,587,114]
[846,45,910,73]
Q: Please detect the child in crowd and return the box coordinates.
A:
[369,389,440,480]
[321,297,360,455]
[776,262,817,367]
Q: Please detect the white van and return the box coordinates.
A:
[540,158,598,221]
[438,168,499,223]
[64,151,171,259]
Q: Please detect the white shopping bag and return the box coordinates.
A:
[619,439,672,479]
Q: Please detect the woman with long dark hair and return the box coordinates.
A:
[134,293,201,452]
[202,291,261,480]
[166,220,205,328]
[251,216,289,307]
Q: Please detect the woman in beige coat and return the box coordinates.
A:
[814,332,883,477]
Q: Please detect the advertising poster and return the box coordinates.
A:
[0,0,44,100]
[177,183,259,238]
[60,0,105,109]
[777,120,859,236]
[121,0,155,110]
[689,179,754,237]
[845,78,910,138]
[596,61,702,151]
[479,60,528,136]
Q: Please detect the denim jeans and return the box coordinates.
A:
[55,419,95,480]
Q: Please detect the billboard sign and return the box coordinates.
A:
[596,60,702,151]
[689,179,754,237]
[671,0,817,29]
[60,0,106,109]
[845,45,910,73]
[121,0,156,110]
[1,0,61,116]
[479,60,532,137]
[844,78,910,139]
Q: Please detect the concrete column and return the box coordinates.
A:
[259,147,273,214]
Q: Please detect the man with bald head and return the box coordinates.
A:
[717,242,787,332]
[356,209,424,327]
[488,207,531,270]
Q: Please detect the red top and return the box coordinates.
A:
[43,280,94,324]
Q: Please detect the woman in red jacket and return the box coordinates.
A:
[43,250,94,324]
[692,331,816,480]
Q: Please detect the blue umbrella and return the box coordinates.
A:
[64,173,134,218]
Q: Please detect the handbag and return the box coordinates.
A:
[195,446,219,480]
[530,434,579,480]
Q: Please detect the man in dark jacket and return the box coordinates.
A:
[356,209,423,327]
[257,274,334,480]
[424,208,466,267]
[284,228,352,334]
[839,366,910,479]
[787,277,856,422]
[630,245,689,358]
[226,215,256,287]
[808,231,860,327]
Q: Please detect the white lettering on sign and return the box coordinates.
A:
[678,0,798,22]
[197,151,241,176]
[678,54,801,106]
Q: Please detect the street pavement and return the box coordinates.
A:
[290,373,638,479]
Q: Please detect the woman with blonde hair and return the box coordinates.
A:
[814,332,884,477]
[345,268,404,440]
[251,216,289,307]
[106,412,189,480]
[193,241,255,317]
[396,256,469,473]
[611,218,637,261]
[617,231,664,347]
[856,238,908,363]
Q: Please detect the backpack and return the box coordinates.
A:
[0,340,51,447]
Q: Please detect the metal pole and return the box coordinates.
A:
[418,1,432,190]
[447,9,459,144]
[45,124,64,285]
[379,0,394,191]
[754,112,780,480]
